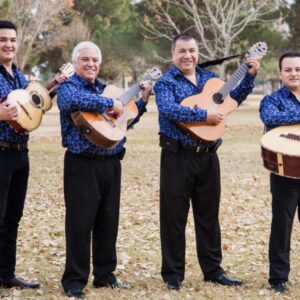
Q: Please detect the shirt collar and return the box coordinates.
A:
[0,62,18,74]
[280,86,295,98]
[72,73,104,89]
[171,65,202,78]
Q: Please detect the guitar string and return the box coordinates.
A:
[218,63,249,98]
[118,74,153,105]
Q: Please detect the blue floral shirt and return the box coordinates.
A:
[0,64,28,143]
[154,65,255,146]
[57,73,147,155]
[259,86,300,131]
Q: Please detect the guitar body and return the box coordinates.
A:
[5,63,74,133]
[7,81,52,133]
[71,85,139,149]
[261,124,300,179]
[179,78,238,141]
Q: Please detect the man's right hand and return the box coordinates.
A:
[111,99,124,117]
[0,101,18,121]
[206,107,224,125]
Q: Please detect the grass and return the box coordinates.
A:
[1,96,300,299]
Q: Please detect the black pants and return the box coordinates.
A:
[160,147,224,282]
[61,151,121,291]
[0,149,29,279]
[269,173,300,284]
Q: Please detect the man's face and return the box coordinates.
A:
[0,28,18,64]
[279,57,300,91]
[74,48,100,83]
[172,38,198,75]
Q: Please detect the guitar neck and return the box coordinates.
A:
[118,73,153,105]
[218,63,248,98]
[46,79,58,94]
[118,83,142,105]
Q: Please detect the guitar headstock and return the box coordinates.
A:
[143,66,162,81]
[59,62,75,78]
[247,42,268,59]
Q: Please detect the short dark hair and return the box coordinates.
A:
[279,52,300,70]
[172,32,197,50]
[0,20,17,33]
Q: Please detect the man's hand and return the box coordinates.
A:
[111,99,124,117]
[0,101,18,121]
[246,56,261,77]
[206,107,224,125]
[55,73,68,84]
[139,80,152,103]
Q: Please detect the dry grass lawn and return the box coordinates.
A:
[1,95,300,299]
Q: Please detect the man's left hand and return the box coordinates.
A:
[246,57,261,76]
[140,81,152,103]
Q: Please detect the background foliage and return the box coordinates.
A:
[0,0,298,83]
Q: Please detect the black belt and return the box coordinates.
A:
[159,135,221,154]
[71,148,126,161]
[181,143,214,153]
[0,141,28,151]
[80,151,118,160]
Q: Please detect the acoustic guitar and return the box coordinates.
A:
[5,63,74,133]
[71,66,162,149]
[261,124,300,179]
[179,42,268,142]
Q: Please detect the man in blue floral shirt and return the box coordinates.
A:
[57,41,152,299]
[154,33,260,291]
[260,52,300,293]
[0,20,41,290]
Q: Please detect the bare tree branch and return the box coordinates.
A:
[141,0,284,77]
[6,0,72,71]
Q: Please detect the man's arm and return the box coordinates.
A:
[57,81,114,114]
[154,81,208,123]
[260,94,300,127]
[128,80,152,128]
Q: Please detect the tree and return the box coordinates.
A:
[5,0,72,72]
[140,0,286,78]
[286,0,300,49]
[37,13,91,77]
[0,0,10,19]
[73,0,151,82]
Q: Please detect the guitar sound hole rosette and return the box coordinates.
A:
[30,93,44,108]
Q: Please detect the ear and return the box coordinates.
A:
[278,69,282,81]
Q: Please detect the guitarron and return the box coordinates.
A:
[6,63,74,133]
[261,124,300,179]
[71,66,162,149]
[179,42,268,142]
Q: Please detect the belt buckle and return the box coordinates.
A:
[196,146,200,153]
[17,143,25,151]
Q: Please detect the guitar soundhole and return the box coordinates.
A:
[31,94,43,108]
[213,93,224,104]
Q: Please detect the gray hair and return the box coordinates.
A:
[72,41,102,64]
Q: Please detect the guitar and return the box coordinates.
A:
[71,66,162,148]
[6,63,74,133]
[261,124,300,179]
[178,42,268,142]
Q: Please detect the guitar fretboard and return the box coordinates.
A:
[118,74,153,105]
[217,63,249,99]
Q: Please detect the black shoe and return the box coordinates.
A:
[270,281,288,293]
[166,277,182,291]
[93,279,131,289]
[207,273,243,286]
[65,288,84,299]
[0,277,40,289]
